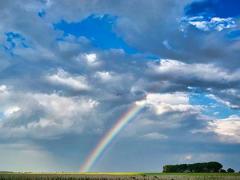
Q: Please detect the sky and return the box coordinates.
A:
[0,0,240,172]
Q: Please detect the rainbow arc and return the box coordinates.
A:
[80,103,144,172]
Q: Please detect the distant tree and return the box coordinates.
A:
[227,168,235,173]
[163,162,223,173]
[220,169,226,173]
[206,162,223,172]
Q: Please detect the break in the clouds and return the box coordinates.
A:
[0,0,240,172]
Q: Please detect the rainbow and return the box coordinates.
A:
[80,102,144,172]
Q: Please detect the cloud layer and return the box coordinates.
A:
[0,0,240,172]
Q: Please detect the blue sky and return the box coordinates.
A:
[185,0,240,18]
[0,0,240,172]
[54,14,137,54]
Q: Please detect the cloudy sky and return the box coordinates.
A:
[0,0,240,172]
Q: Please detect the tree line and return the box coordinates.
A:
[163,162,237,173]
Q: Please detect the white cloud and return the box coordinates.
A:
[27,118,57,129]
[208,116,240,143]
[27,93,100,136]
[47,68,90,91]
[85,53,96,63]
[183,16,236,31]
[0,85,10,102]
[142,132,168,140]
[184,154,192,160]
[149,59,240,84]
[33,93,98,119]
[136,92,199,115]
[95,71,114,82]
[0,85,8,94]
[77,53,100,67]
[0,90,100,139]
[189,21,209,31]
[4,106,21,117]
[207,94,240,109]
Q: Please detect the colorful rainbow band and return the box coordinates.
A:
[80,103,144,172]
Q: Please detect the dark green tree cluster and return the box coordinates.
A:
[227,168,235,173]
[220,168,236,173]
[163,162,223,173]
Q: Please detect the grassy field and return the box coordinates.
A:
[0,172,240,180]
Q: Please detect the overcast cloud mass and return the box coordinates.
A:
[0,0,240,172]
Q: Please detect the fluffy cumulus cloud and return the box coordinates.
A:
[136,92,199,115]
[46,68,90,91]
[208,116,240,143]
[0,0,240,172]
[148,59,240,88]
[124,92,205,140]
[0,85,100,139]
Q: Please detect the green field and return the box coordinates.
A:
[0,172,240,180]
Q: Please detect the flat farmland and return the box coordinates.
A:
[0,172,240,180]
